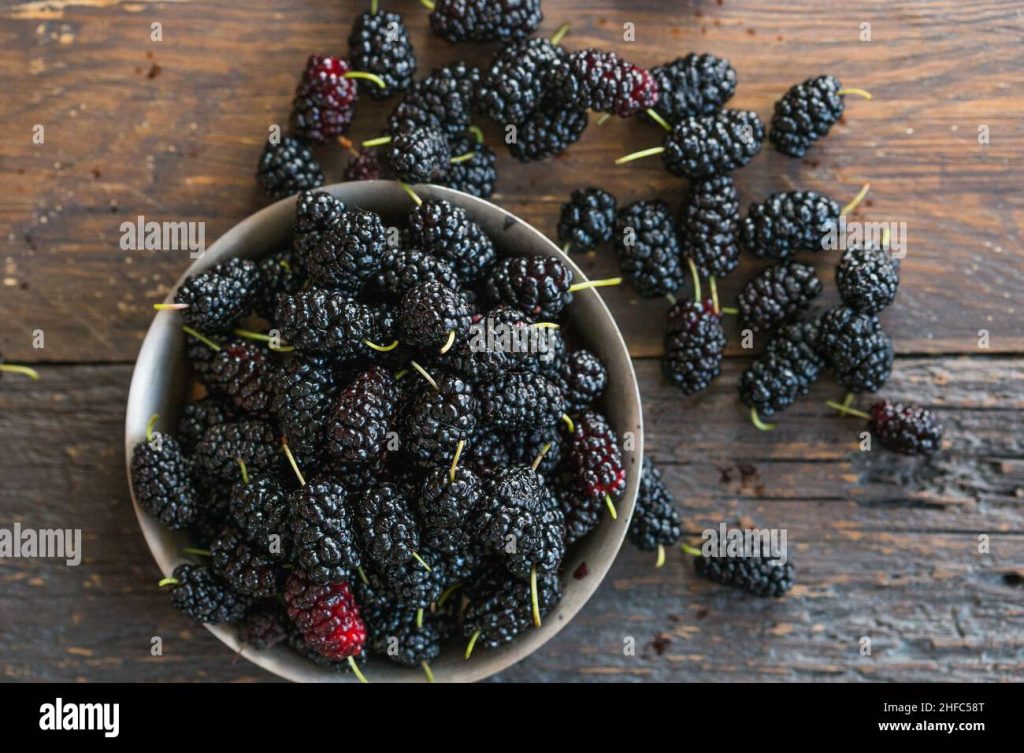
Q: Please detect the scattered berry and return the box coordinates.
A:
[659,109,764,178]
[642,53,736,125]
[166,563,248,624]
[429,0,542,43]
[740,321,823,418]
[868,401,943,455]
[307,208,387,295]
[348,10,416,99]
[173,257,258,333]
[444,136,497,199]
[692,547,794,598]
[256,136,325,199]
[384,126,451,184]
[407,199,497,282]
[507,105,588,162]
[291,55,359,143]
[288,480,361,585]
[131,429,198,529]
[549,49,658,118]
[613,200,684,297]
[740,190,840,259]
[836,244,900,314]
[557,188,617,253]
[388,62,480,138]
[818,306,893,393]
[737,261,823,333]
[480,37,565,125]
[343,151,386,181]
[485,256,573,319]
[769,75,846,158]
[628,458,682,555]
[678,175,741,279]
[662,301,726,395]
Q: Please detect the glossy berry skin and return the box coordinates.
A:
[569,411,626,501]
[429,0,542,43]
[549,48,659,118]
[131,432,198,529]
[628,457,682,551]
[661,110,765,178]
[444,136,498,199]
[406,199,497,283]
[284,571,366,660]
[693,549,795,597]
[868,401,943,455]
[485,256,573,320]
[613,200,684,297]
[274,290,383,357]
[662,301,726,396]
[418,464,484,553]
[168,564,248,624]
[507,106,588,162]
[836,244,900,314]
[740,321,823,418]
[348,10,416,100]
[737,261,823,333]
[398,281,473,350]
[270,354,337,457]
[560,349,607,413]
[374,248,461,300]
[288,481,361,585]
[439,306,539,383]
[293,190,346,261]
[307,208,387,296]
[818,306,893,394]
[256,136,324,199]
[479,37,565,126]
[291,55,359,143]
[194,420,279,482]
[343,151,386,182]
[177,397,237,453]
[558,188,617,253]
[479,372,565,430]
[254,250,304,320]
[769,75,845,157]
[210,526,281,599]
[463,566,562,649]
[678,175,741,279]
[206,340,273,414]
[642,53,737,125]
[174,257,258,334]
[326,367,398,465]
[400,374,478,465]
[229,476,290,559]
[384,127,450,185]
[740,191,841,259]
[387,62,481,139]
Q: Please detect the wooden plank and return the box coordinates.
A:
[1,357,1020,681]
[1,1,1022,362]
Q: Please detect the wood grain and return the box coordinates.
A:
[1,0,1022,362]
[2,359,1020,682]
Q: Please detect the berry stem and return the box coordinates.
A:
[450,151,476,164]
[145,413,159,443]
[568,277,622,292]
[409,360,439,392]
[449,438,465,482]
[347,656,369,684]
[837,87,873,100]
[530,564,542,628]
[720,306,739,316]
[709,276,720,315]
[825,399,871,420]
[533,322,560,329]
[750,406,776,432]
[680,543,702,557]
[437,582,460,608]
[356,565,369,586]
[153,302,188,311]
[417,0,435,9]
[644,108,672,132]
[686,258,702,302]
[841,392,855,409]
[394,368,409,380]
[157,577,179,587]
[399,182,423,206]
[562,241,571,254]
[596,113,611,126]
[550,22,570,46]
[362,135,392,148]
[416,607,424,629]
[421,661,435,683]
[344,70,387,89]
[604,494,618,520]
[370,0,379,14]
[237,458,249,484]
[664,292,677,306]
[181,547,210,557]
[281,439,307,486]
[467,125,484,144]
[530,442,553,471]
[411,551,432,572]
[560,413,575,433]
[439,329,456,354]
[363,338,400,352]
[464,629,481,660]
[841,182,871,216]
[614,145,664,165]
[182,326,221,351]
[0,363,40,380]
[234,328,295,352]
[656,544,666,568]
[337,135,360,158]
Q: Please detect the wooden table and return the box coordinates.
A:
[2,1,1021,682]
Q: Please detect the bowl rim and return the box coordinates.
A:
[124,181,643,682]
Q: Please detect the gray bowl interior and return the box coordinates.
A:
[125,181,643,682]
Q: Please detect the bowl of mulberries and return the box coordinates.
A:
[125,180,643,682]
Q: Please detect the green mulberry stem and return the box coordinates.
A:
[655,544,666,568]
[450,151,476,164]
[281,439,307,487]
[841,182,871,216]
[343,71,387,89]
[530,442,552,471]
[680,544,702,557]
[439,329,456,354]
[569,277,621,292]
[560,413,575,433]
[464,629,481,660]
[157,577,179,587]
[362,135,392,148]
[417,0,435,9]
[237,458,249,484]
[825,399,871,420]
[399,182,423,207]
[750,406,776,432]
[0,363,39,380]
[530,564,542,628]
[614,145,664,165]
[467,125,484,144]
[363,338,399,352]
[182,326,221,351]
[837,87,873,100]
[153,302,188,311]
[449,439,465,482]
[644,108,672,132]
[145,414,159,443]
[550,22,570,46]
[181,547,210,557]
[604,494,618,520]
[411,551,432,572]
[409,360,439,392]
[709,276,720,314]
[421,661,435,683]
[347,656,369,683]
[687,258,702,302]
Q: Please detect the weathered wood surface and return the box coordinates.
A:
[1,0,1022,361]
[1,0,1022,682]
[1,360,1021,682]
